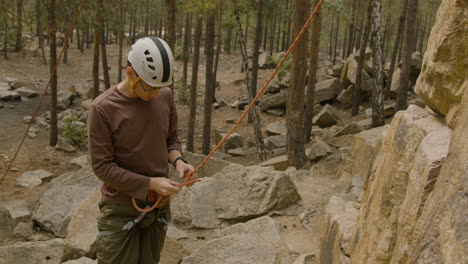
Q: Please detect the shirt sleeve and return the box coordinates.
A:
[166,91,183,154]
[87,104,150,201]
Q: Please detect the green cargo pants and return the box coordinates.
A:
[96,201,170,264]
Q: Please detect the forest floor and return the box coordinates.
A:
[0,42,357,261]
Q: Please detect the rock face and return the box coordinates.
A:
[314,78,343,103]
[319,196,359,264]
[0,239,64,264]
[16,169,53,188]
[414,0,467,128]
[349,105,452,263]
[181,234,276,264]
[33,166,101,237]
[171,165,301,228]
[62,189,100,262]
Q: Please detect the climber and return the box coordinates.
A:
[87,36,196,264]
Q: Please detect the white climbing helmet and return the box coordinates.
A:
[127,37,174,87]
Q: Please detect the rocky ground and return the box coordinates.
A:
[0,34,430,264]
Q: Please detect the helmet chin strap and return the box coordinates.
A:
[129,76,142,97]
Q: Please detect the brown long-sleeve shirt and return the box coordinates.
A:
[87,85,182,204]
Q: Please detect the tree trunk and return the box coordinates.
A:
[117,0,125,83]
[304,0,321,143]
[352,0,372,116]
[269,8,276,55]
[244,12,249,50]
[213,0,223,102]
[287,0,309,169]
[347,0,358,56]
[48,0,57,146]
[281,1,290,51]
[332,15,340,65]
[182,13,192,85]
[63,27,68,64]
[251,0,263,100]
[15,0,23,52]
[166,0,175,50]
[396,0,418,110]
[370,0,385,127]
[262,17,268,50]
[201,9,216,155]
[92,12,101,99]
[98,0,110,90]
[231,0,267,161]
[342,25,348,59]
[385,0,408,97]
[328,17,334,59]
[225,26,232,54]
[186,14,203,153]
[4,0,8,59]
[144,0,149,35]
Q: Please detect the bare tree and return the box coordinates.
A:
[100,12,110,89]
[304,0,321,143]
[202,9,216,155]
[15,0,23,52]
[166,0,175,50]
[117,0,126,83]
[352,0,372,116]
[386,0,408,97]
[3,0,8,59]
[370,0,385,127]
[231,0,267,161]
[287,0,309,169]
[182,13,192,85]
[48,0,57,146]
[186,14,203,153]
[396,0,419,110]
[92,0,101,99]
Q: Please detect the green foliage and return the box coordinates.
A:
[61,116,87,147]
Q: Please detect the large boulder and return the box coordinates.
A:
[0,200,32,227]
[0,87,21,101]
[337,85,354,107]
[319,196,359,264]
[0,208,13,241]
[265,121,287,136]
[259,90,287,111]
[168,151,232,180]
[0,239,64,264]
[62,189,100,262]
[349,105,452,263]
[214,129,243,151]
[336,126,385,181]
[58,90,76,110]
[346,59,373,93]
[314,78,343,103]
[33,166,101,237]
[312,104,342,128]
[181,234,276,264]
[414,0,467,128]
[16,169,53,188]
[171,165,301,228]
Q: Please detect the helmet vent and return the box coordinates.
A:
[146,57,153,62]
[144,49,150,55]
[148,65,155,71]
[152,76,157,80]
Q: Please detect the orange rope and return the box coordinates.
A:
[131,0,325,213]
[0,0,88,184]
